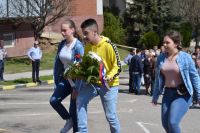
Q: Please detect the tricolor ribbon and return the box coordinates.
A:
[99,61,111,91]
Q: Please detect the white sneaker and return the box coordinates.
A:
[60,118,73,133]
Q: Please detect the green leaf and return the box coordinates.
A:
[75,69,80,74]
[87,75,93,83]
[86,66,95,75]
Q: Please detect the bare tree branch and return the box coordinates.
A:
[9,0,77,40]
[171,0,200,45]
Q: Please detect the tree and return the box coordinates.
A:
[179,22,194,47]
[130,0,158,34]
[138,32,160,48]
[8,0,76,40]
[154,0,184,44]
[171,0,200,46]
[0,1,7,25]
[123,0,183,46]
[102,12,126,45]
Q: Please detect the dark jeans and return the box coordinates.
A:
[192,87,198,104]
[151,77,155,94]
[32,59,40,81]
[0,59,4,80]
[133,73,142,93]
[129,69,134,92]
[162,88,192,133]
[50,78,78,133]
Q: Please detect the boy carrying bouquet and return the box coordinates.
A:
[76,19,122,133]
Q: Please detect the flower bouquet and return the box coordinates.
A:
[63,51,111,91]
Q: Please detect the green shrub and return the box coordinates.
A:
[138,32,160,49]
[102,12,126,45]
[179,22,193,47]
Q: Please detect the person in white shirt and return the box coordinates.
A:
[0,41,7,82]
[152,45,158,56]
[27,41,42,83]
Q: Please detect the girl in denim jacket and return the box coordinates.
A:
[50,19,84,133]
[152,30,200,133]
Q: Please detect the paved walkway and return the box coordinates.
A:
[4,61,126,81]
[4,70,53,81]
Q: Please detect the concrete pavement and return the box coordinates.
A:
[4,70,53,81]
[0,71,199,133]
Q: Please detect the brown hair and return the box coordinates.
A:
[62,19,85,46]
[164,30,183,60]
[164,30,183,51]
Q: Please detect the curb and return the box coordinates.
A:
[0,80,54,91]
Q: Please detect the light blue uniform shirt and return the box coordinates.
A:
[27,46,42,59]
[124,54,134,66]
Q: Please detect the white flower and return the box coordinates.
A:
[87,51,102,62]
[73,61,79,66]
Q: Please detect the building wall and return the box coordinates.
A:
[74,0,97,15]
[0,21,35,58]
[44,0,104,33]
[44,14,103,34]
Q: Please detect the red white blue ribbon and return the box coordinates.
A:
[99,62,111,91]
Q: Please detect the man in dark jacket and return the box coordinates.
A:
[190,59,200,109]
[124,49,135,93]
[149,51,160,96]
[131,48,143,95]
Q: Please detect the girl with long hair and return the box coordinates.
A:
[152,30,200,133]
[50,19,84,133]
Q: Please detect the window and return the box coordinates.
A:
[3,33,15,47]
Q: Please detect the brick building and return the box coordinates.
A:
[0,0,104,58]
[0,20,35,58]
[43,0,104,34]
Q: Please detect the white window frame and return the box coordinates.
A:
[3,33,15,48]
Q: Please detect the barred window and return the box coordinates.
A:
[3,33,15,47]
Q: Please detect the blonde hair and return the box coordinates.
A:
[147,53,153,58]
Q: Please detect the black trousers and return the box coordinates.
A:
[32,59,40,81]
[192,87,198,104]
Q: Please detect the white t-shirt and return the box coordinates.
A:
[59,39,77,69]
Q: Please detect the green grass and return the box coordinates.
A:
[117,47,130,60]
[122,65,129,70]
[0,75,53,85]
[4,51,57,74]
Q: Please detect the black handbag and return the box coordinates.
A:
[177,84,188,95]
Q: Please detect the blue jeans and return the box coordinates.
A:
[76,83,120,133]
[162,88,192,133]
[0,59,4,80]
[133,73,141,93]
[50,78,78,133]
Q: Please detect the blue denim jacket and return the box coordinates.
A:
[53,39,85,91]
[152,51,200,101]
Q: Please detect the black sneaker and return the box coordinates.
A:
[129,89,135,93]
[37,80,41,85]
